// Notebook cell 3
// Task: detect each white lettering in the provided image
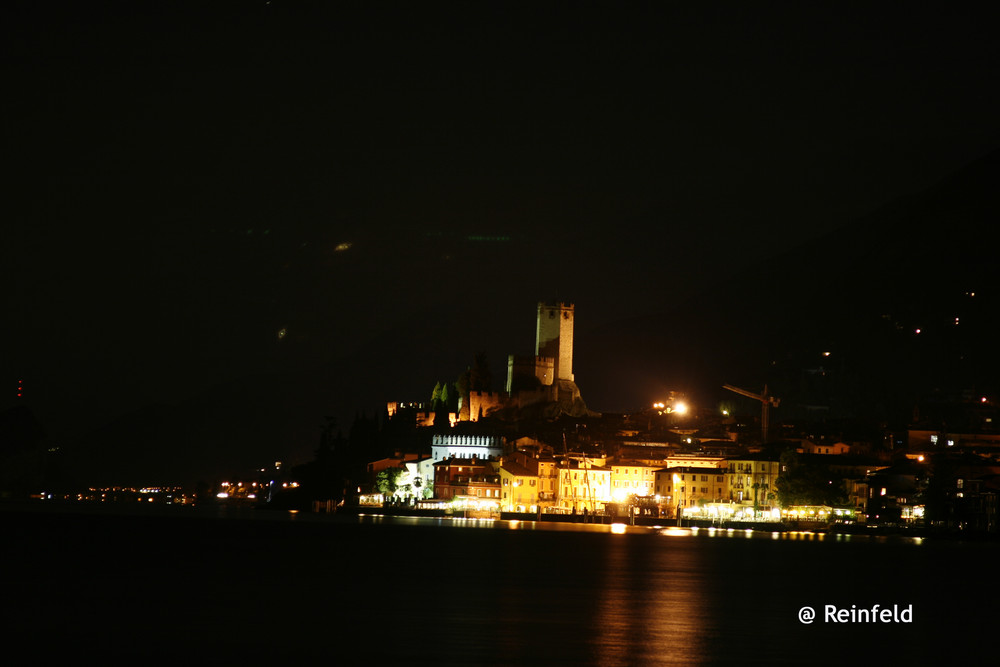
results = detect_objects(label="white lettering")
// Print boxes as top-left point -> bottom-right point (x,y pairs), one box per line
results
816,604 -> 914,623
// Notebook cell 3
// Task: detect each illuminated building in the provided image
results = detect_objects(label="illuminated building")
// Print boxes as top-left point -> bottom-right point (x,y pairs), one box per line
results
654,467 -> 728,515
368,453 -> 421,477
664,454 -> 727,470
609,461 -> 659,501
431,434 -> 502,462
725,455 -> 780,510
789,438 -> 852,455
557,457 -> 612,513
865,460 -> 927,525
499,449 -> 559,512
908,428 -> 1000,450
500,458 -> 536,512
398,456 -> 435,501
845,477 -> 870,516
433,456 -> 501,501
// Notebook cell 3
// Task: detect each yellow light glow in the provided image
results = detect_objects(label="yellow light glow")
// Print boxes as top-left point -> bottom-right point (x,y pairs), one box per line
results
673,401 -> 688,415
610,523 -> 627,534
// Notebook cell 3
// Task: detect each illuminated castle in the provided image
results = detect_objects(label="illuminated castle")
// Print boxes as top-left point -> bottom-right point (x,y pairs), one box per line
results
390,301 -> 593,425
507,302 -> 575,391
536,301 -> 575,383
506,302 -> 592,416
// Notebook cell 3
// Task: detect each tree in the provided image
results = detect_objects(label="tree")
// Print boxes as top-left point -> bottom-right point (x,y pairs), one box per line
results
776,449 -> 850,507
375,467 -> 404,498
440,382 -> 454,412
456,369 -> 471,421
470,351 -> 492,392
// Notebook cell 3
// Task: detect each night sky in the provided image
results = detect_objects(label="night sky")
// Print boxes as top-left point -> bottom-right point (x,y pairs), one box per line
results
6,2 -> 1000,468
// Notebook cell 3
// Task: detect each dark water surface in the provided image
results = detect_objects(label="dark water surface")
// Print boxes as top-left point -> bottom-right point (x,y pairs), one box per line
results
3,505 -> 996,663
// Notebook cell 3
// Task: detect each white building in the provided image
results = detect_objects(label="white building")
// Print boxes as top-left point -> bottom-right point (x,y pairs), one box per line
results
431,434 -> 503,462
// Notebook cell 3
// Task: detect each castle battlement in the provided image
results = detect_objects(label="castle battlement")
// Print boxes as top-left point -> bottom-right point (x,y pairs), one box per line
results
467,391 -> 503,422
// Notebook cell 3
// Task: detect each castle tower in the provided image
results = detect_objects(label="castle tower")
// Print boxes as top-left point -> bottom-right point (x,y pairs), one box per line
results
535,302 -> 574,382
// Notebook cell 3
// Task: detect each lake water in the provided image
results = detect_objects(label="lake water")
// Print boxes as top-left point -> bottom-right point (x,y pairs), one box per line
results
4,505 -> 996,663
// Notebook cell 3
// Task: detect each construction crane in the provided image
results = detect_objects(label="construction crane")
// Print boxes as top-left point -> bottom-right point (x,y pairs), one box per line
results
723,384 -> 781,444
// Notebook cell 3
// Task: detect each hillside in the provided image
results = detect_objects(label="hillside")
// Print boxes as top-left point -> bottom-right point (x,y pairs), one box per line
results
579,149 -> 1000,420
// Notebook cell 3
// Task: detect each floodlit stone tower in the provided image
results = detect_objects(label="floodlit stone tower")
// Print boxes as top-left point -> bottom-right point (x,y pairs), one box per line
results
535,302 -> 574,383
503,301 -> 595,418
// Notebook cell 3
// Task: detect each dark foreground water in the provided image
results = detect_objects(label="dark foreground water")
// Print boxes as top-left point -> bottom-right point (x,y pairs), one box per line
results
3,504 -> 997,664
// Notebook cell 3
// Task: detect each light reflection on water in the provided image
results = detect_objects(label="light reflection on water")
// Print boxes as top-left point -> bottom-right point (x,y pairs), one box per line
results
349,514 -> 933,665
6,507 -> 993,664
592,535 -> 711,666
355,513 -> 926,546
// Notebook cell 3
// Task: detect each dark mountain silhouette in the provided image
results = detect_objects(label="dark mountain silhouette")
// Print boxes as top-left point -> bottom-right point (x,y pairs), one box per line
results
63,149 -> 1000,484
61,301 -> 489,486
579,148 -> 1000,420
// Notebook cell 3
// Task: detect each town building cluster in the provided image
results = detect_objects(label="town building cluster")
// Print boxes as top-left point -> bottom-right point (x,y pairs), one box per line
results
361,302 -> 1000,532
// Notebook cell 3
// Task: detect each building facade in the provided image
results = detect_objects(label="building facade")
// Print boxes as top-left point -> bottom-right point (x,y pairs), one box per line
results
431,434 -> 503,462
654,467 -> 728,513
725,455 -> 781,509
610,462 -> 659,501
500,449 -> 559,512
558,459 -> 611,513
